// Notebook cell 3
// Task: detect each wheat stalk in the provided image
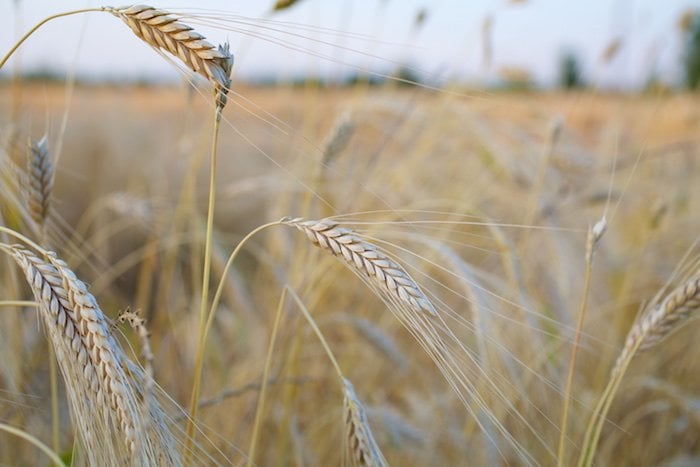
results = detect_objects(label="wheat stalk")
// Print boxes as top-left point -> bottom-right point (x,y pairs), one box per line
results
106,5 -> 233,108
26,136 -> 53,231
283,217 -> 436,316
343,378 -> 388,467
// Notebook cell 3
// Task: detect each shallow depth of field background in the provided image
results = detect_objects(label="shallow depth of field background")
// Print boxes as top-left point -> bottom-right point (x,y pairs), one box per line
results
1,1 -> 700,465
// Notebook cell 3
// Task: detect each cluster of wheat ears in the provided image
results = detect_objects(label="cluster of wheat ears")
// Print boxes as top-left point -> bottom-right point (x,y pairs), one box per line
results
0,4 -> 698,466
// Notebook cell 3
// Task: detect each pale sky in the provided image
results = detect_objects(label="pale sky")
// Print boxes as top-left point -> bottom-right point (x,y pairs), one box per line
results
1,0 -> 699,88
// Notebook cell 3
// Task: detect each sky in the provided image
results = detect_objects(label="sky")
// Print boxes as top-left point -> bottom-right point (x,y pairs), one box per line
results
1,0 -> 699,89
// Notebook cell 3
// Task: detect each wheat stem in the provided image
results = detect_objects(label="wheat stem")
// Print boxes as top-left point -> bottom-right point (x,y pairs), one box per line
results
0,8 -> 102,70
247,287 -> 288,467
187,106 -> 222,446
558,222 -> 602,465
0,300 -> 38,307
0,422 -> 66,467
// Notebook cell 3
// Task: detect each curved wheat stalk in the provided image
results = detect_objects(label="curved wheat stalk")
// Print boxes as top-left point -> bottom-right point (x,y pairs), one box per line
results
8,245 -> 179,464
106,5 -> 233,108
283,217 -> 436,316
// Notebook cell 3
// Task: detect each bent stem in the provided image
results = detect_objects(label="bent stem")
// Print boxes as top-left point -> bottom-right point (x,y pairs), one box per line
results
0,8 -> 103,71
0,422 -> 66,467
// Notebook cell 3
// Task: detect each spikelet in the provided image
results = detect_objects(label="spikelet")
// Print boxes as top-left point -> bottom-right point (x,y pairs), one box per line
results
26,136 -> 53,231
106,5 -> 233,108
283,217 -> 436,316
343,379 -> 387,467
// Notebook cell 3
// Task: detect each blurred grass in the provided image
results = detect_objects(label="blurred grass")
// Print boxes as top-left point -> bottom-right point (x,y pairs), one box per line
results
1,81 -> 699,465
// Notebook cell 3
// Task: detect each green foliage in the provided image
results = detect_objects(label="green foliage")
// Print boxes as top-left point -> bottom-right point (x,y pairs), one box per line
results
683,11 -> 700,90
559,52 -> 584,89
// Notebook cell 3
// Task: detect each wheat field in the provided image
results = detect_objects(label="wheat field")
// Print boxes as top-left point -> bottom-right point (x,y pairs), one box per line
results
1,4 -> 700,466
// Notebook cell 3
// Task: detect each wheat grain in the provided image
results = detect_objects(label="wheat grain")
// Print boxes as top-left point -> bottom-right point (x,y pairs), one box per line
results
343,378 -> 388,467
26,136 -> 53,230
283,217 -> 436,316
106,5 -> 233,108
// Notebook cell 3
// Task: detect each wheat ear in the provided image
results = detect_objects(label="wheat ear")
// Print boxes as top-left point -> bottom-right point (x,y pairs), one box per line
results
106,5 -> 233,108
343,378 -> 388,467
26,136 -> 53,231
7,246 -> 179,464
579,271 -> 700,467
283,217 -> 436,316
615,273 -> 700,370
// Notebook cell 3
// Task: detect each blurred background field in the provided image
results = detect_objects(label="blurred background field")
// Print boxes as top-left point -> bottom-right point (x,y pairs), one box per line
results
1,1 -> 700,466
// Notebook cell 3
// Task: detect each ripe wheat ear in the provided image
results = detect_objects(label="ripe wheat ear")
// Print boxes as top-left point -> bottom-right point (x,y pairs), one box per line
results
283,217 -> 437,316
106,5 -> 233,108
8,245 -> 180,465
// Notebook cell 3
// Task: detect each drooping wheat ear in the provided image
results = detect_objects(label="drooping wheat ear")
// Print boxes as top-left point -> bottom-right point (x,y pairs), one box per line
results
106,5 -> 233,108
26,136 -> 53,230
343,378 -> 388,467
283,217 -> 436,316
8,246 -> 179,464
614,273 -> 700,372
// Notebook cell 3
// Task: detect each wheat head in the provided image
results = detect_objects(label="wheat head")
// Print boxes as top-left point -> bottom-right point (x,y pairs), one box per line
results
615,272 -> 700,372
106,5 -> 233,108
9,246 -> 179,464
26,136 -> 53,230
283,217 -> 436,316
343,378 -> 388,467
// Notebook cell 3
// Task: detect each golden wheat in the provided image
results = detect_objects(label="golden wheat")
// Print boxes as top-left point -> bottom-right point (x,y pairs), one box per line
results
343,378 -> 388,467
7,245 -> 180,464
283,217 -> 436,316
615,272 -> 700,372
26,136 -> 53,231
106,5 -> 233,108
